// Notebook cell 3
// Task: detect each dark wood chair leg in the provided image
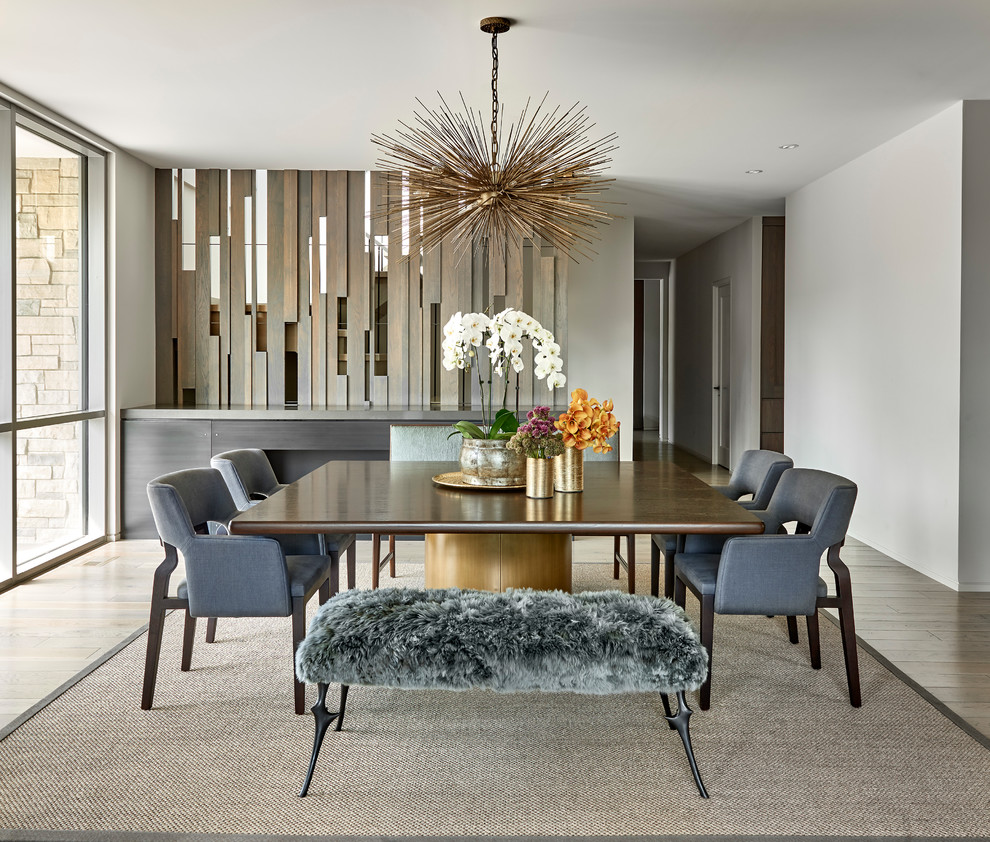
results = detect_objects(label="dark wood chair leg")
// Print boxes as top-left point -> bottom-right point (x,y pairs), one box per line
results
180,613 -> 197,671
292,596 -> 308,714
142,600 -> 168,711
626,535 -> 635,594
837,598 -> 862,707
673,573 -> 686,608
346,542 -> 356,590
650,539 -> 661,598
613,536 -> 621,580
205,617 -> 218,643
664,547 -> 677,599
371,534 -> 381,589
806,612 -> 821,669
786,615 -> 799,644
826,544 -> 862,707
327,553 -> 339,599
141,545 -> 181,711
665,535 -> 684,599
388,535 -> 396,577
699,593 -> 715,711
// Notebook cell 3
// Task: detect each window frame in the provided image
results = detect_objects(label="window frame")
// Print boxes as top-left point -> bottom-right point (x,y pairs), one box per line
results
0,100 -> 109,591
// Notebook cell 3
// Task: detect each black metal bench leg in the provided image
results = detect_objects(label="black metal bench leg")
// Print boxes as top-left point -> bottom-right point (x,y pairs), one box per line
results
299,683 -> 349,798
663,690 -> 708,799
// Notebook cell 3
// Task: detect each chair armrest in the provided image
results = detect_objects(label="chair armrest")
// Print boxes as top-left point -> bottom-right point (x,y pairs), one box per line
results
182,535 -> 294,618
714,535 -> 823,616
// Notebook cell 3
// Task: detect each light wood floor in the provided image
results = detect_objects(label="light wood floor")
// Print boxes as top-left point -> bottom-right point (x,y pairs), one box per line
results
2,437 -> 989,745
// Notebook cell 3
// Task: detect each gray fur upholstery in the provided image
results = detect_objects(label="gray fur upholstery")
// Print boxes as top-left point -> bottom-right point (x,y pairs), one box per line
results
296,587 -> 708,695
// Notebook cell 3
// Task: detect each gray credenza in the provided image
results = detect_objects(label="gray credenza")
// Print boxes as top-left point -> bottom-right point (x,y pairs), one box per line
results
121,406 -> 470,538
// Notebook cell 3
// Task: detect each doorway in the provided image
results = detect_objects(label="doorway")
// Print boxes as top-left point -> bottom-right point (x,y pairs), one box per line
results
712,279 -> 731,468
632,275 -> 664,431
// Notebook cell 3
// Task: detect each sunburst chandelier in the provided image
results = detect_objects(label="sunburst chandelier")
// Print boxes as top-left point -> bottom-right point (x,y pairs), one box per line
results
372,16 -> 618,261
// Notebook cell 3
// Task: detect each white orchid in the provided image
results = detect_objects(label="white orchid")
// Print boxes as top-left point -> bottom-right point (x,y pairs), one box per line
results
441,307 -> 567,436
443,312 -> 464,339
503,337 -> 524,358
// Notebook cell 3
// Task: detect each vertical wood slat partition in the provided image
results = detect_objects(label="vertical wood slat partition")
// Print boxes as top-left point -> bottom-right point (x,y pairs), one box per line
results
153,168 -> 568,410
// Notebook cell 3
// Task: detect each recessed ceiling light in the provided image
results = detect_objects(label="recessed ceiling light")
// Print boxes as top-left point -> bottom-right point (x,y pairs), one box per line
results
745,169 -> 763,174
779,144 -> 799,150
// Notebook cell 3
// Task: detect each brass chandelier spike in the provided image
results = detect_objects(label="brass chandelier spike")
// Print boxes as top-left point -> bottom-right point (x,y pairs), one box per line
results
371,16 -> 618,261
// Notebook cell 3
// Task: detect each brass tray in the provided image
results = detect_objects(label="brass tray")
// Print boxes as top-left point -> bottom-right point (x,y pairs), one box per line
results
431,471 -> 525,491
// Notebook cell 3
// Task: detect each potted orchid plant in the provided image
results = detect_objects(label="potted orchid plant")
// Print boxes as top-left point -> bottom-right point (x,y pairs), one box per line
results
441,308 -> 565,487
441,308 -> 566,440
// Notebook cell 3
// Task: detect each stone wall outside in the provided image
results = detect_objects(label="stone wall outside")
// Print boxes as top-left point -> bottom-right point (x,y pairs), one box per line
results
15,156 -> 83,558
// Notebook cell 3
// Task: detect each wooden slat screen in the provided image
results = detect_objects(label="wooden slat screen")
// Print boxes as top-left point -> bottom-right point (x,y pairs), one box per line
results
154,168 -> 568,409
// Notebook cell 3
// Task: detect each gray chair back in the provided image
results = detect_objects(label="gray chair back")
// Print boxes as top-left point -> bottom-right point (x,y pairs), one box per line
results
147,467 -> 240,550
722,449 -> 793,509
389,425 -> 463,461
764,468 -> 858,551
211,449 -> 285,510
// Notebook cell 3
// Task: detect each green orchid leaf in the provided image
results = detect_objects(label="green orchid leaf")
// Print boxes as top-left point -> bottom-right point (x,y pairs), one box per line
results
450,421 -> 487,440
491,408 -> 520,436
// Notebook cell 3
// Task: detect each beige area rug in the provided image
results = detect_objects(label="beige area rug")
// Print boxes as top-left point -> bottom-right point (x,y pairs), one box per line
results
1,556 -> 989,839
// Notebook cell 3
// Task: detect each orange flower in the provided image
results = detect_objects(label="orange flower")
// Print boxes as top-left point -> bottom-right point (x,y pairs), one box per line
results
555,389 -> 619,452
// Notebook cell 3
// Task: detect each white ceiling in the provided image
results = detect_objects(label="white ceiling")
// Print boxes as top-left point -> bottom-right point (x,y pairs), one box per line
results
3,0 -> 990,259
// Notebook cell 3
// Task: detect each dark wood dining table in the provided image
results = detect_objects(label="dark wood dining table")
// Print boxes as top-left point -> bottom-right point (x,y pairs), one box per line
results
228,459 -> 765,595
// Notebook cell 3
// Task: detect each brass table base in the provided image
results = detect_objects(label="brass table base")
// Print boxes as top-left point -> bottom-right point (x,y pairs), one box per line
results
424,532 -> 572,592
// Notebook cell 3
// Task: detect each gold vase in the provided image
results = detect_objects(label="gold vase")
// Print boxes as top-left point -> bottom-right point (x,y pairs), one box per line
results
554,446 -> 584,492
526,457 -> 554,499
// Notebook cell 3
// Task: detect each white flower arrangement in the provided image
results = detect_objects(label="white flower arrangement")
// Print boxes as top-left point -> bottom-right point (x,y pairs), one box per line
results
441,308 -> 566,439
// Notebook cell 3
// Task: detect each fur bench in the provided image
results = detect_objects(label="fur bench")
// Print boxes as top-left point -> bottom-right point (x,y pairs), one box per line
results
295,587 -> 710,798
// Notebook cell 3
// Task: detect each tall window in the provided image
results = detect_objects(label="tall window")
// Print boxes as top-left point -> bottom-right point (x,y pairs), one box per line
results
0,104 -> 106,588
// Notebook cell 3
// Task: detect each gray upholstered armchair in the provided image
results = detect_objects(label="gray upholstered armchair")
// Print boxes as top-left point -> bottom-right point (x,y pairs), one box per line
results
651,449 -> 793,598
143,467 -> 341,714
672,467 -> 860,711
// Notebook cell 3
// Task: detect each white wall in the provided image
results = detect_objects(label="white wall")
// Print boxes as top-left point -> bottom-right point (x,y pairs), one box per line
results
785,103 -> 964,588
110,151 -> 156,410
957,101 -> 990,590
108,150 -> 155,536
568,216 -> 635,460
670,217 -> 762,466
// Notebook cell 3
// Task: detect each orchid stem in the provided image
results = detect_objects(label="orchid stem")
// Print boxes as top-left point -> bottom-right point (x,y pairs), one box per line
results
477,361 -> 488,435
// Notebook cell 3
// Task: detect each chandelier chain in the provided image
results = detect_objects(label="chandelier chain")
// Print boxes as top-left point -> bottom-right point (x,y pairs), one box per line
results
491,31 -> 499,174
